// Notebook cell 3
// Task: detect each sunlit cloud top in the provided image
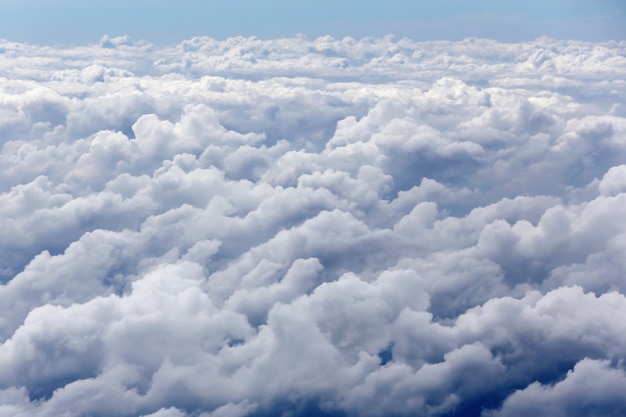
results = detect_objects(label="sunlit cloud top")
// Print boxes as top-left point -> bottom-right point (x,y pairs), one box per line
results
1,34 -> 626,416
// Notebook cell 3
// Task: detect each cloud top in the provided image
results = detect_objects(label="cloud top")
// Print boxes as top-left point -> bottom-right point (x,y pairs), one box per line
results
1,35 -> 626,417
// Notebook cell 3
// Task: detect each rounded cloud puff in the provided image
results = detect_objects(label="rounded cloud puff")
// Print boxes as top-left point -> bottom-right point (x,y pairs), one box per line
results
0,35 -> 626,417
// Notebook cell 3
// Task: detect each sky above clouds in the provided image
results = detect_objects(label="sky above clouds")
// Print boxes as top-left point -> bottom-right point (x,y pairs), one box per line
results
2,1 -> 626,417
0,0 -> 625,44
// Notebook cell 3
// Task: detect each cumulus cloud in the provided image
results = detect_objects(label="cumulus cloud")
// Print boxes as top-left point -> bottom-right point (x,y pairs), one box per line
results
0,34 -> 626,416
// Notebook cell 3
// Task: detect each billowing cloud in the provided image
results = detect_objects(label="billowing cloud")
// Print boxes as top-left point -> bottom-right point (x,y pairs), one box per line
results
1,34 -> 626,417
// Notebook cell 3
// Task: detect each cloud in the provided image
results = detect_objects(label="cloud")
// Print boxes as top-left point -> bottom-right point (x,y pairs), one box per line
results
0,35 -> 625,416
485,358 -> 626,417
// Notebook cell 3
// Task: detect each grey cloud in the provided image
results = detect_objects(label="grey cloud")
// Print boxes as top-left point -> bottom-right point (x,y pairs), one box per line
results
486,358 -> 626,417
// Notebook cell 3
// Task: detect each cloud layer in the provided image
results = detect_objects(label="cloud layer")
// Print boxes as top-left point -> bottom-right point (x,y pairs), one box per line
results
1,34 -> 626,417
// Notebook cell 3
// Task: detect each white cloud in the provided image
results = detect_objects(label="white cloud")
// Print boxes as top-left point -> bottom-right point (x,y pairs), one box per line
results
0,35 -> 625,416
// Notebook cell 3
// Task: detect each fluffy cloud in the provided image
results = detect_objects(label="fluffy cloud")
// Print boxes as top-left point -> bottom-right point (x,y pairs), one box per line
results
485,358 -> 626,417
1,34 -> 626,416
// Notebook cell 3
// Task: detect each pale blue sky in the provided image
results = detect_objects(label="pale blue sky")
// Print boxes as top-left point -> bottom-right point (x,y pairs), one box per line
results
1,0 -> 625,45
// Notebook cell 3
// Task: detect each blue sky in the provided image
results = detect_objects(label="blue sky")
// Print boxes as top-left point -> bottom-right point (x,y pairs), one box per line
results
1,0 -> 625,44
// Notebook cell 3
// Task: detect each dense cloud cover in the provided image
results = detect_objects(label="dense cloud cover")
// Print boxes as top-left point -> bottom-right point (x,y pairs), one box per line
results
1,34 -> 626,417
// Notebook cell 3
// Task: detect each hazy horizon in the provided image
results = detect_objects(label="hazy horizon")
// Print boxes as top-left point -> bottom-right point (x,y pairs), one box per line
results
1,0 -> 625,46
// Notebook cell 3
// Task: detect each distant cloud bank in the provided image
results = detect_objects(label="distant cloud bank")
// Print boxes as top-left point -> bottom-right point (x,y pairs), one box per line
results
1,35 -> 626,417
